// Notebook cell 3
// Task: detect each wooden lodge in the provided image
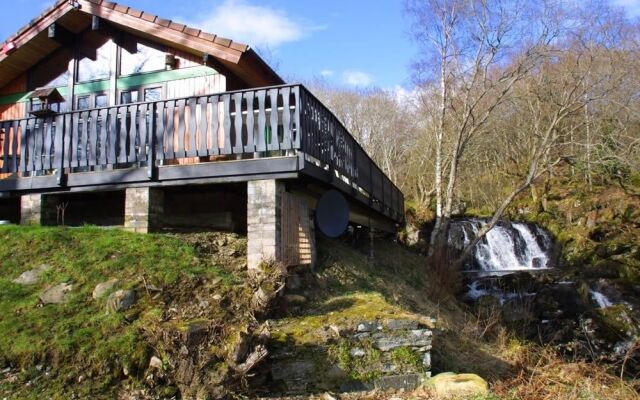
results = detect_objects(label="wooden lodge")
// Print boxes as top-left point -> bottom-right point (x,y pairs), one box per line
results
0,0 -> 404,269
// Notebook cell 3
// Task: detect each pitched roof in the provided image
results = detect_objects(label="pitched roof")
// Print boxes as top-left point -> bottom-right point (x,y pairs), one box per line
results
0,0 -> 283,89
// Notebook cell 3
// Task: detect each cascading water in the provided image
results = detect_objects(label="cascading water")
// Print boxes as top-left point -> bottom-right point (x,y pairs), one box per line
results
449,219 -> 554,272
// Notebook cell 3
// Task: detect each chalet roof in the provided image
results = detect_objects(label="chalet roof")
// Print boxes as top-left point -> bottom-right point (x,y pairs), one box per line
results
0,0 -> 284,89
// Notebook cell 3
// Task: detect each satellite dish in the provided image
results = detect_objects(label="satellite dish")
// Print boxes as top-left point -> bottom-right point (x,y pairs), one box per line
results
316,190 -> 349,238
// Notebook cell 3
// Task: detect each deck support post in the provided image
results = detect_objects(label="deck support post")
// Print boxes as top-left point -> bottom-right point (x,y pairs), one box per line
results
247,179 -> 284,274
20,194 -> 43,225
124,187 -> 164,233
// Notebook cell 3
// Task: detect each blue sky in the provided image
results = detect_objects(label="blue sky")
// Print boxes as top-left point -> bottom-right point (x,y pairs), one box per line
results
3,0 -> 640,90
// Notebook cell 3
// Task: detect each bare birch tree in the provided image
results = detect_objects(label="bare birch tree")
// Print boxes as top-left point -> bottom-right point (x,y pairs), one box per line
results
406,0 -> 559,262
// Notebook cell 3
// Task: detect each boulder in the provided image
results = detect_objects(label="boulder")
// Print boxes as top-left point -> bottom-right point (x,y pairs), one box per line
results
13,264 -> 51,285
426,372 -> 489,398
106,289 -> 136,313
92,278 -> 119,299
39,282 -> 73,304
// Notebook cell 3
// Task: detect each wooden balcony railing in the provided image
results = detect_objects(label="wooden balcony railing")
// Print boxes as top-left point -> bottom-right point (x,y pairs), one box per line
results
0,84 -> 404,221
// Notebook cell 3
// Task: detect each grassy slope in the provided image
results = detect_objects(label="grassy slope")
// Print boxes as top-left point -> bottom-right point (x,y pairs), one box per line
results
0,224 -> 637,399
0,226 -> 243,399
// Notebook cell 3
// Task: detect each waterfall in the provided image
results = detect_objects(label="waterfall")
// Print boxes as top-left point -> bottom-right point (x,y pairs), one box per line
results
590,289 -> 615,308
449,219 -> 553,272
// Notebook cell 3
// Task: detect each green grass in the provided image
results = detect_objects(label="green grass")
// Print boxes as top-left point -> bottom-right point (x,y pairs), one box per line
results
0,225 -> 236,399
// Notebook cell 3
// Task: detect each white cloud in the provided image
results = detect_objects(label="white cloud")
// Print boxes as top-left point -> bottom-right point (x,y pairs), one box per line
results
611,0 -> 640,16
343,70 -> 373,86
180,0 -> 310,48
393,85 -> 420,106
320,69 -> 334,77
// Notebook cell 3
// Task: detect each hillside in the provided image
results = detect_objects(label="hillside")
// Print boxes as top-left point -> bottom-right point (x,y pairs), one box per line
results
0,223 -> 638,399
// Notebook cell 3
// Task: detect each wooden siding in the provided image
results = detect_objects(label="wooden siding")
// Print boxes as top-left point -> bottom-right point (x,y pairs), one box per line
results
166,73 -> 225,98
0,75 -> 27,121
281,191 -> 315,267
0,75 -> 27,175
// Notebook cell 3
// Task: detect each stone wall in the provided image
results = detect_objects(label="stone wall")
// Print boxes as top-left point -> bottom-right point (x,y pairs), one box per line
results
269,319 -> 432,393
124,187 -> 164,233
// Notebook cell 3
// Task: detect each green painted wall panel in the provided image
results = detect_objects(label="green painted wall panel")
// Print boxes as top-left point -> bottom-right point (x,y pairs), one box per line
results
0,66 -> 218,106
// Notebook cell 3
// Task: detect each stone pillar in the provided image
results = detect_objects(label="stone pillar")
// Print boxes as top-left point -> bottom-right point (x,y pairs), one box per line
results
124,187 -> 164,233
247,179 -> 284,273
20,194 -> 42,225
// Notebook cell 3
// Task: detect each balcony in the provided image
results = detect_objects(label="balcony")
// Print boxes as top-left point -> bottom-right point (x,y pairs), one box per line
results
0,84 -> 404,223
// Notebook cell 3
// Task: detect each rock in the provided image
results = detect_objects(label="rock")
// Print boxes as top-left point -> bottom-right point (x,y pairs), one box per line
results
271,360 -> 315,381
39,282 -> 73,304
339,380 -> 374,392
426,372 -> 489,399
386,319 -> 419,331
357,321 -> 382,332
374,373 -> 423,391
325,364 -> 347,381
106,289 -> 136,313
374,329 -> 432,351
421,352 -> 431,368
149,356 -> 163,370
92,278 -> 119,299
350,348 -> 366,357
13,264 -> 51,285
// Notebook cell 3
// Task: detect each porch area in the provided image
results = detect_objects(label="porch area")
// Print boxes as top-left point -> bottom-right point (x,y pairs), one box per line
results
0,84 -> 403,222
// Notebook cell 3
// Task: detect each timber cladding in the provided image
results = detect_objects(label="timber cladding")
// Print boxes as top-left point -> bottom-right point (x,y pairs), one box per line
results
281,191 -> 315,268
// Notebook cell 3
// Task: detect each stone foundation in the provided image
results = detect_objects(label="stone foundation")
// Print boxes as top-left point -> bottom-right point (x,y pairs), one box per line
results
247,180 -> 284,272
20,194 -> 42,225
124,187 -> 164,233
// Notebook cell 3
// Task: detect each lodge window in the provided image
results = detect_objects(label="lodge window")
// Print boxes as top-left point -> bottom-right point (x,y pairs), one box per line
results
120,41 -> 166,76
76,93 -> 108,110
76,33 -> 115,83
120,86 -> 162,105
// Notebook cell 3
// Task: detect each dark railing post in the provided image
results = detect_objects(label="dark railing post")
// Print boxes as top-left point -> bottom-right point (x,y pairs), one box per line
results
147,102 -> 157,180
55,114 -> 66,186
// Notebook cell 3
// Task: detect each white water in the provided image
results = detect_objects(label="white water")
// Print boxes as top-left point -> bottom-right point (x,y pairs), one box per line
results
464,280 -> 536,304
452,219 -> 552,271
590,289 -> 615,308
466,281 -> 489,300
